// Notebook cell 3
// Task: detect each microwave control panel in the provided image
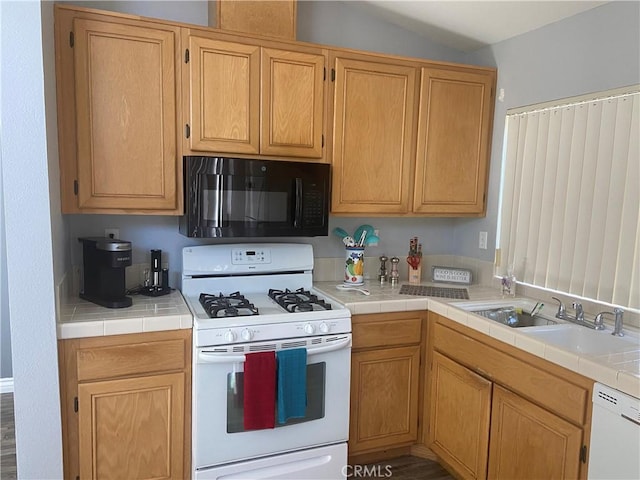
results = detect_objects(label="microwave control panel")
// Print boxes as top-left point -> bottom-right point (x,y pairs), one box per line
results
232,248 -> 271,265
302,183 -> 327,227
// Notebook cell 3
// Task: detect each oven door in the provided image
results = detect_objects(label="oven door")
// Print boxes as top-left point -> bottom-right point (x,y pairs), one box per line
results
193,334 -> 351,471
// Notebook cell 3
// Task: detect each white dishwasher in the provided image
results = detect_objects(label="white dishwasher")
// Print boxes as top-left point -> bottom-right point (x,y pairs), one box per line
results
588,383 -> 640,479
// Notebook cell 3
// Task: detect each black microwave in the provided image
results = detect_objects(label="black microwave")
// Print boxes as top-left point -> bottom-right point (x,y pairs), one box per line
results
180,156 -> 330,238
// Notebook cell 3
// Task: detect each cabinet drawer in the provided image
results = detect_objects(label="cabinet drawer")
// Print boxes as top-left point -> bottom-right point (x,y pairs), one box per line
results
76,338 -> 187,382
432,322 -> 589,426
352,314 -> 422,349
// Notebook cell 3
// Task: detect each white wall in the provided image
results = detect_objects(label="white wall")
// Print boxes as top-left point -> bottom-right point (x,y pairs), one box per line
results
0,128 -> 10,380
0,1 -> 63,477
454,1 -> 640,261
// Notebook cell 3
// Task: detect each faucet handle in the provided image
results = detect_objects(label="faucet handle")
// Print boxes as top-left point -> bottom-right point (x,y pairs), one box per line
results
572,302 -> 584,321
551,297 -> 566,319
594,312 -> 610,331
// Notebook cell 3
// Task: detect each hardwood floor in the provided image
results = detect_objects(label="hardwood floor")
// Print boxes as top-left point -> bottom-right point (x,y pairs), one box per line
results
1,393 -> 16,480
351,455 -> 454,480
0,392 -> 451,480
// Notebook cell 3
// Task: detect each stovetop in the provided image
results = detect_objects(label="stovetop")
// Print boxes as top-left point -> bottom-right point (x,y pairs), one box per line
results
181,244 -> 351,347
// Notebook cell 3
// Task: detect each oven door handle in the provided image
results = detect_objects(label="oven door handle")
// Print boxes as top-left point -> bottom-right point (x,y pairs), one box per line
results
198,336 -> 352,363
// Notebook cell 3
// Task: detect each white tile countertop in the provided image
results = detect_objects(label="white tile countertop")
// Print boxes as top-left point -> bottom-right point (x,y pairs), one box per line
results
57,290 -> 192,339
314,281 -> 640,399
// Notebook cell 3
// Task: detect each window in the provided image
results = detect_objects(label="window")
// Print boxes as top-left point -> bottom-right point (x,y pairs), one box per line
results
497,86 -> 639,312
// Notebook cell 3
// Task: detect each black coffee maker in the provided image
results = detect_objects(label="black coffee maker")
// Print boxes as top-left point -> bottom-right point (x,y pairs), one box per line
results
79,237 -> 132,308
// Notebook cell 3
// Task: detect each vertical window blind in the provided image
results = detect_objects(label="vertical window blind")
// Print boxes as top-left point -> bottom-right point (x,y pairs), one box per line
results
497,86 -> 639,311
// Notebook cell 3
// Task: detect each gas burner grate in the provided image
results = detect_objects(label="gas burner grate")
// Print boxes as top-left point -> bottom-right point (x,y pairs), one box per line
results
399,284 -> 469,299
199,292 -> 259,318
268,288 -> 332,313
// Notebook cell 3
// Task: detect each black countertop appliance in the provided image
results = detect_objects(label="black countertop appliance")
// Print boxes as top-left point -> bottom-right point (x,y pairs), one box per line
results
79,236 -> 132,308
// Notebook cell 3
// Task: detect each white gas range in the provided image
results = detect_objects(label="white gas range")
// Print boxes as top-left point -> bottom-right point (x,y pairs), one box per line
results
181,243 -> 352,480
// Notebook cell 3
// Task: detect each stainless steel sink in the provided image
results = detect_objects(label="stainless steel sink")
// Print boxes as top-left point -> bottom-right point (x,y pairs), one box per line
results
472,307 -> 557,328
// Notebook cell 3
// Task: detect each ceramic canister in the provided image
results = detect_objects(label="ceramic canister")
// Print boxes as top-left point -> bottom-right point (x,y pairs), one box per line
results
344,247 -> 365,285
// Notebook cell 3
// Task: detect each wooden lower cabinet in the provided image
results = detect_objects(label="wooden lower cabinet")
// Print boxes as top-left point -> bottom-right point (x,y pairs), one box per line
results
429,351 -> 491,479
488,385 -> 582,480
425,313 -> 593,480
349,312 -> 426,458
58,329 -> 192,480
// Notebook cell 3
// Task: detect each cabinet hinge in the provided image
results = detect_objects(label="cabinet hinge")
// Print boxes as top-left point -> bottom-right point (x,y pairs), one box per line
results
185,124 -> 191,139
331,68 -> 335,82
73,397 -> 78,413
323,67 -> 326,81
321,134 -> 324,148
73,180 -> 78,196
185,48 -> 190,63
580,445 -> 587,463
69,31 -> 74,48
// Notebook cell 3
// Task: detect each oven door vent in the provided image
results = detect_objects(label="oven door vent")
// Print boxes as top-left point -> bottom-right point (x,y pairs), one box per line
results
249,343 -> 278,352
282,340 -> 307,348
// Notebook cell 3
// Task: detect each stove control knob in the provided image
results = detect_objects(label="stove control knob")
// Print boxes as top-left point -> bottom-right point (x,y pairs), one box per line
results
241,328 -> 253,341
304,323 -> 315,334
224,330 -> 236,342
319,322 -> 330,333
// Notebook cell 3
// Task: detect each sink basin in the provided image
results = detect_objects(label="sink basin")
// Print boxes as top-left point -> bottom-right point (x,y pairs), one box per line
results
472,307 -> 557,328
522,324 -> 640,356
453,299 -> 556,328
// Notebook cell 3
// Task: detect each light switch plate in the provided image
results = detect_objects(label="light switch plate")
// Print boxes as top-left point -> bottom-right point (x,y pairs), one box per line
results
432,266 -> 473,285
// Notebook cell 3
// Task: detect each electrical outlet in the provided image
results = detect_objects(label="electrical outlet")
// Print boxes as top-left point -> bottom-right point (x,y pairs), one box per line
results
104,228 -> 119,239
479,231 -> 488,250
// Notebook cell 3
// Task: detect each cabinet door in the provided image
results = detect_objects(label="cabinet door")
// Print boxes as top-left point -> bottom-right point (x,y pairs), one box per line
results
488,385 -> 582,480
261,48 -> 325,158
413,67 -> 495,215
78,373 -> 185,480
73,19 -> 179,211
331,55 -> 417,214
187,36 -> 260,154
349,345 -> 420,454
428,352 -> 491,480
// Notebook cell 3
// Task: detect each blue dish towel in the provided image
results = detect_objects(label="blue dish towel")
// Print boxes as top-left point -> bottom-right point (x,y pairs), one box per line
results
276,348 -> 307,424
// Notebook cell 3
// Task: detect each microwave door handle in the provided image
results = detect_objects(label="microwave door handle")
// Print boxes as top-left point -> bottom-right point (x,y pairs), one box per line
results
198,336 -> 352,363
293,178 -> 303,228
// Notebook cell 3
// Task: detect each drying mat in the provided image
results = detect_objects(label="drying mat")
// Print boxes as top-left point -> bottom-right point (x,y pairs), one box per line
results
399,284 -> 469,299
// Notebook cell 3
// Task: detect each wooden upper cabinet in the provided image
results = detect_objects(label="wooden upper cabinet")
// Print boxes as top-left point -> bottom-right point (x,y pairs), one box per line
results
185,32 -> 326,159
216,0 -> 297,40
413,67 -> 495,215
187,36 -> 261,154
261,48 -> 325,157
66,16 -> 181,213
331,54 -> 418,214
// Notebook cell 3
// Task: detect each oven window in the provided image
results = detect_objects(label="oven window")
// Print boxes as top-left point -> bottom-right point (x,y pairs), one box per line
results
201,175 -> 291,225
226,362 -> 326,433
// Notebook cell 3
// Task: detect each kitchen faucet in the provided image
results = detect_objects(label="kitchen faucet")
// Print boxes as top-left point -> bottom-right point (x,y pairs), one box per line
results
551,297 -> 596,329
552,297 -> 567,319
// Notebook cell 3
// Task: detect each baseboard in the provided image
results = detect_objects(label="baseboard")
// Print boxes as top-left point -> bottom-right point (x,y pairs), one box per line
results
0,377 -> 14,393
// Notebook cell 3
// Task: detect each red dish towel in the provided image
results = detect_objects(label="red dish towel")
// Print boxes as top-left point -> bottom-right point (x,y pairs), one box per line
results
243,351 -> 276,430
